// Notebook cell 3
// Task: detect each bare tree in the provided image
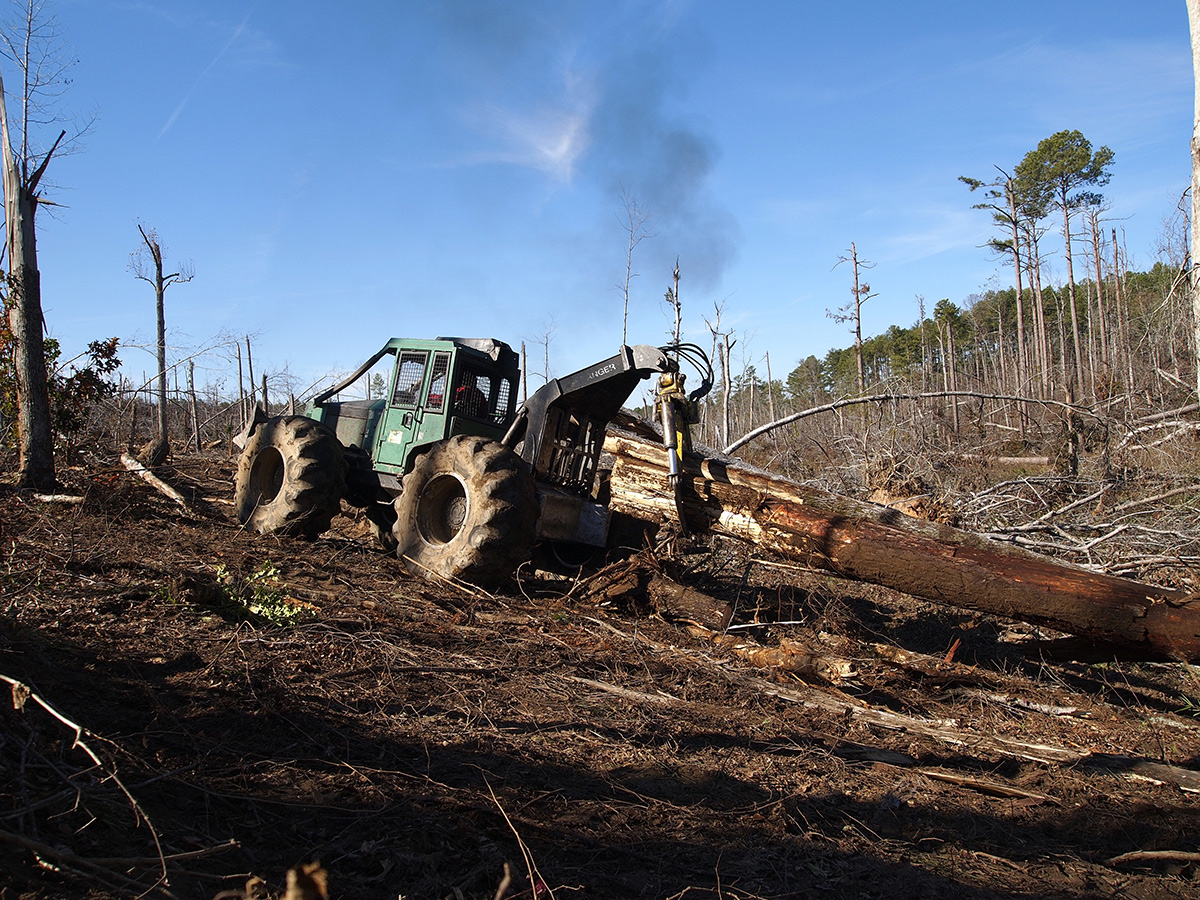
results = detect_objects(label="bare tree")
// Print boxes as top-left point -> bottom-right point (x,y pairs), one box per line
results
961,168 -> 1031,392
617,188 -> 653,345
704,300 -> 735,449
130,224 -> 193,465
663,257 -> 681,347
532,316 -> 555,386
0,0 -> 81,489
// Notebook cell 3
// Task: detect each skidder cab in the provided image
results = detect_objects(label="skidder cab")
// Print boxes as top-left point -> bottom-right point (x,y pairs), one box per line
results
234,337 -> 712,586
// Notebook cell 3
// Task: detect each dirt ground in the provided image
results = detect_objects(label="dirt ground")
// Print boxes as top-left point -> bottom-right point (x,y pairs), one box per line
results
2,449 -> 1199,900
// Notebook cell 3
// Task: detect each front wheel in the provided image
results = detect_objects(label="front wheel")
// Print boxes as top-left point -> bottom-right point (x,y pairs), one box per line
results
393,435 -> 537,586
234,416 -> 346,538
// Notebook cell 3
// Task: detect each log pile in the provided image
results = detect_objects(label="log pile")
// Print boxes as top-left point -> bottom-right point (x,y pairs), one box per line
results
603,430 -> 1200,662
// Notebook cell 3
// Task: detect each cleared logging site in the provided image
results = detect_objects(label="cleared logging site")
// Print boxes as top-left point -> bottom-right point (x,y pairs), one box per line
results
3,373 -> 1200,900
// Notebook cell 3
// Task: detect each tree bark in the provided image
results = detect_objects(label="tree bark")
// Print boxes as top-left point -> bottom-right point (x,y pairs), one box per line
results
1062,200 -> 1086,396
133,225 -> 192,466
851,242 -> 865,392
5,228 -> 52,488
0,71 -> 57,490
1189,0 -> 1200,404
140,228 -> 169,466
188,360 -> 200,451
604,430 -> 1200,662
1005,178 -> 1028,392
1088,210 -> 1109,373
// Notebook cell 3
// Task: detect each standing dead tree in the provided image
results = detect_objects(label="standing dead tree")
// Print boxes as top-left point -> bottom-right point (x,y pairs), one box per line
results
130,224 -> 193,466
617,188 -> 653,345
704,301 -> 735,449
664,257 -> 681,347
828,243 -> 876,394
0,1 -> 78,489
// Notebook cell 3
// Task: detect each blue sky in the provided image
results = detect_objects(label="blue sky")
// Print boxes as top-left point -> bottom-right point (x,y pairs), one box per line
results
17,0 -> 1195,396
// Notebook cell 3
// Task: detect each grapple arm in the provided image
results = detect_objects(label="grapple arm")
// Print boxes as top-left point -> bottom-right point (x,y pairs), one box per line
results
502,344 -> 677,495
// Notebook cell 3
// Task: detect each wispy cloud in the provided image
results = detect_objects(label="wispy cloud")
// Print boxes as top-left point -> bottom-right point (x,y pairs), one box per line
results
879,206 -> 983,264
157,9 -> 255,140
464,102 -> 591,181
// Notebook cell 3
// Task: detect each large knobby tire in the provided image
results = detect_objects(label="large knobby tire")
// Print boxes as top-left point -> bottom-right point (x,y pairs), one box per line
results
394,435 -> 537,587
234,416 -> 346,538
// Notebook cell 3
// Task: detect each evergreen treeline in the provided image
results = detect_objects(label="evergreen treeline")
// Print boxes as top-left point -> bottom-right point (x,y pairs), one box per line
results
688,130 -> 1196,471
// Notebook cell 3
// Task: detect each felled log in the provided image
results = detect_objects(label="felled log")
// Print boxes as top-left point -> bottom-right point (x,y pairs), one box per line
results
578,555 -> 733,631
603,432 -> 1200,662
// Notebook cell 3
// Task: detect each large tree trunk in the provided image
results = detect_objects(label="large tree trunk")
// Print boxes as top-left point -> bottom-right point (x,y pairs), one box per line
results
6,236 -> 53,489
604,430 -> 1200,662
153,268 -> 168,452
0,71 -> 54,490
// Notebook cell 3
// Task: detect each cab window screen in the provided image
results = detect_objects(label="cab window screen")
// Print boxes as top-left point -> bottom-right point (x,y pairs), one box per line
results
425,351 -> 451,412
494,378 -> 514,421
452,367 -> 517,427
391,351 -> 429,407
453,367 -> 491,421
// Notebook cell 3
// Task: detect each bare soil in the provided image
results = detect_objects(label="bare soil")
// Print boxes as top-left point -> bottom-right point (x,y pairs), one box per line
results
2,449 -> 1199,900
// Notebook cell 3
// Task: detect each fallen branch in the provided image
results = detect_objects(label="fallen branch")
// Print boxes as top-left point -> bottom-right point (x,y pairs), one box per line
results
1105,849 -> 1200,867
1111,483 -> 1200,514
916,769 -> 1060,804
685,623 -> 855,682
0,829 -> 161,897
581,616 -> 1200,792
564,675 -> 682,705
578,555 -> 733,631
722,390 -> 1106,456
119,452 -> 200,517
1,673 -> 173,895
868,641 -> 996,687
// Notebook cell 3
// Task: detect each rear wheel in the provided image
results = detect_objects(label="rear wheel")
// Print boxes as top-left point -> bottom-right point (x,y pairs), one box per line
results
234,416 -> 346,538
394,435 -> 537,586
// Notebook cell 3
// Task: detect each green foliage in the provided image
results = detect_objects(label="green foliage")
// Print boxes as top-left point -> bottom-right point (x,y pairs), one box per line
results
215,561 -> 315,625
731,364 -> 762,398
822,346 -> 857,395
932,298 -> 962,328
0,298 -> 120,446
785,355 -> 826,406
1124,261 -> 1182,299
52,337 -> 121,437
1178,694 -> 1200,719
1013,129 -> 1114,215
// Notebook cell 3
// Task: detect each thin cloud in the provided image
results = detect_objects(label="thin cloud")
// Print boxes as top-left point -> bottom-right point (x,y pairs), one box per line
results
157,9 -> 255,139
468,103 -> 591,180
879,207 -> 983,264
